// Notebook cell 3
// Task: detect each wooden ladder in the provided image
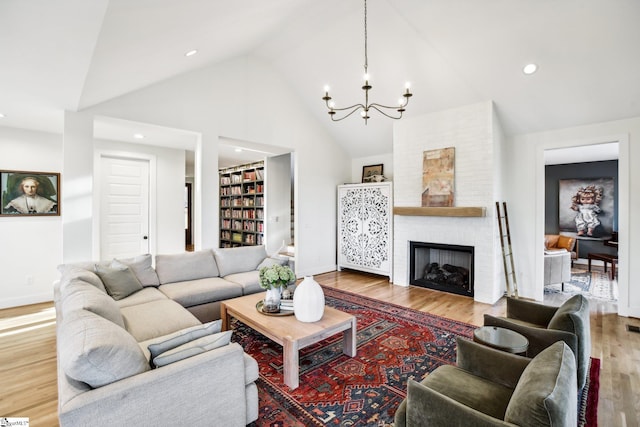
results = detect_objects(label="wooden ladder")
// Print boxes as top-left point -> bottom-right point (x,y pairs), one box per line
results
496,201 -> 518,298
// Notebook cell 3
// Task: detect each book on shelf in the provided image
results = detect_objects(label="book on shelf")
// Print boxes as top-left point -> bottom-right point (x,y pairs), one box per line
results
255,168 -> 264,180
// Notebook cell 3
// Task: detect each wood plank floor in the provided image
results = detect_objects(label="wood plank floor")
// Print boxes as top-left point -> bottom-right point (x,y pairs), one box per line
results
1,269 -> 638,426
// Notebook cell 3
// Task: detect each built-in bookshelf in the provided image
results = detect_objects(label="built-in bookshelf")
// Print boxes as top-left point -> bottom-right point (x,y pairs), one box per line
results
219,161 -> 264,248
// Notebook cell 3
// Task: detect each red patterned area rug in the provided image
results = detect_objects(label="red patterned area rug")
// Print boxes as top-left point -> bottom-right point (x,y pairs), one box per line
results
233,287 -> 599,426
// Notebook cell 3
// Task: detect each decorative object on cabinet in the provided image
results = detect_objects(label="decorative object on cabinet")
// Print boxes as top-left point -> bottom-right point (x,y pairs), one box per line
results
422,147 -> 455,207
293,276 -> 325,322
337,182 -> 392,279
361,164 -> 383,183
219,162 -> 264,247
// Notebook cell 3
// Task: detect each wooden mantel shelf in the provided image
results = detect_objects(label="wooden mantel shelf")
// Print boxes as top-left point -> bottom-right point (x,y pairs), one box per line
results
393,206 -> 486,217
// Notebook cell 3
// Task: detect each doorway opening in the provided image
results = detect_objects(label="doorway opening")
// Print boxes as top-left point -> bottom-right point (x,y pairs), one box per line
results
543,142 -> 619,305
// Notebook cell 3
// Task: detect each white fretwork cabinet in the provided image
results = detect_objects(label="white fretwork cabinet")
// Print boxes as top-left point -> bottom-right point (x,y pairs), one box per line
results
337,182 -> 393,280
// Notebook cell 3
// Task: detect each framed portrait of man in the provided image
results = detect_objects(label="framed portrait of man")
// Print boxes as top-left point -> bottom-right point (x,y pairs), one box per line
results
1,170 -> 60,216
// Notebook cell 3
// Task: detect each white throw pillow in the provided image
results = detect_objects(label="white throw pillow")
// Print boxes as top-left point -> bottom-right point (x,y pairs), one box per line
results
147,320 -> 222,359
152,331 -> 233,367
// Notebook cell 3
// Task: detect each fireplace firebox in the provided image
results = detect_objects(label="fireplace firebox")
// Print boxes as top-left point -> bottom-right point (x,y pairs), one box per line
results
409,241 -> 474,297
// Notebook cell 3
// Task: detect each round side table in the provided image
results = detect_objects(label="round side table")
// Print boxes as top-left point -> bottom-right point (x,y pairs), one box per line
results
473,326 -> 528,355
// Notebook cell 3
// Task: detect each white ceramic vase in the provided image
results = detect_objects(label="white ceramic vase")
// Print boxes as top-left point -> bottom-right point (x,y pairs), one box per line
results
293,276 -> 325,322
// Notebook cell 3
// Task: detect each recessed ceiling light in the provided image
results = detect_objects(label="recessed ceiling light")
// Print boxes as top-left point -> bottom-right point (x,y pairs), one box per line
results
134,133 -> 145,139
234,148 -> 243,153
0,113 -> 5,118
523,63 -> 538,75
185,49 -> 198,57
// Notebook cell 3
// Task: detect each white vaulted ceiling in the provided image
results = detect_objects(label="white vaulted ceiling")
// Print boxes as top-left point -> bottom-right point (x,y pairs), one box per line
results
1,0 -> 639,157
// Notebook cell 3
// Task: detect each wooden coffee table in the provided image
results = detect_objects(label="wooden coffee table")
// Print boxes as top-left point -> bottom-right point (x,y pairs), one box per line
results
220,292 -> 357,390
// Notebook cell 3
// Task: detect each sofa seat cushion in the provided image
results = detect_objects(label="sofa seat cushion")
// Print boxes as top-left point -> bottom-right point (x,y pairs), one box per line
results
116,287 -> 168,309
224,271 -> 261,295
155,250 -> 219,284
62,280 -> 125,328
120,299 -> 201,342
112,254 -> 160,287
213,245 -> 267,277
59,310 -> 150,388
421,364 -> 514,420
158,277 -> 243,308
505,341 -> 577,426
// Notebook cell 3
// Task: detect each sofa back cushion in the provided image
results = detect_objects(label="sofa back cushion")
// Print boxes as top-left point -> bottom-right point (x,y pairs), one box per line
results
58,265 -> 108,294
112,254 -> 160,287
155,250 -> 219,284
504,341 -> 577,426
213,245 -> 267,277
59,310 -> 150,388
548,294 -> 591,388
62,280 -> 125,328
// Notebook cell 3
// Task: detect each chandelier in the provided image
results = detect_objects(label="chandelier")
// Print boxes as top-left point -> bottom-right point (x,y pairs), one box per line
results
322,0 -> 412,124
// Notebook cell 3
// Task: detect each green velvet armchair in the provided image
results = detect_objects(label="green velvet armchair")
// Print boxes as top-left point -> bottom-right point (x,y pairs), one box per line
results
483,294 -> 591,390
394,338 -> 577,427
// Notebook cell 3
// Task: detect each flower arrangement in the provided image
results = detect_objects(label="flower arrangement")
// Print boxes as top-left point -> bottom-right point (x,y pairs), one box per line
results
259,264 -> 296,290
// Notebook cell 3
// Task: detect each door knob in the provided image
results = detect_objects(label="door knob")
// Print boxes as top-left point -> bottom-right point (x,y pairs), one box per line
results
143,236 -> 148,240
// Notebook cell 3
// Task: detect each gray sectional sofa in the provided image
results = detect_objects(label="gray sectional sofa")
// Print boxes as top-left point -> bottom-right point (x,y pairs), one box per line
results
54,245 -> 286,426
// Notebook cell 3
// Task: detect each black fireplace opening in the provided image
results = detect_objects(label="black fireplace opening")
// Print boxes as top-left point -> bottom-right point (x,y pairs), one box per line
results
409,241 -> 474,297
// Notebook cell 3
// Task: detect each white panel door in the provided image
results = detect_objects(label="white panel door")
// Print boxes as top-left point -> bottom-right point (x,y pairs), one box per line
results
100,156 -> 150,260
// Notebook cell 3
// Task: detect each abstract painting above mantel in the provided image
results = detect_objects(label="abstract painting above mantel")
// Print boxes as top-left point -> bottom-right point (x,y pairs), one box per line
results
558,177 -> 615,238
422,147 -> 454,207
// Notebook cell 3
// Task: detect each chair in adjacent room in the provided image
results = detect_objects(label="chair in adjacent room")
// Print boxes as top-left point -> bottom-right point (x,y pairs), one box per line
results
483,294 -> 591,390
544,234 -> 577,265
394,338 -> 577,427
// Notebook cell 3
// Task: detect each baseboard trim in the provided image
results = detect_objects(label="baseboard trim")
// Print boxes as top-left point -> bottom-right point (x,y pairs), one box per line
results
0,293 -> 53,310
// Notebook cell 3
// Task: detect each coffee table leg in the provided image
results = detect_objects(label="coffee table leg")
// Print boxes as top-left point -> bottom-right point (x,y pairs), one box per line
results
343,317 -> 357,357
283,336 -> 299,389
220,304 -> 229,331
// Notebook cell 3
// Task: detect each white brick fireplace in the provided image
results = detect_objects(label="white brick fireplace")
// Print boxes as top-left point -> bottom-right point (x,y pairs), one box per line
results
392,101 -> 505,304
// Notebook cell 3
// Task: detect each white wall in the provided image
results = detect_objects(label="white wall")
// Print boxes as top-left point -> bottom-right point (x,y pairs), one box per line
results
351,153 -> 394,184
0,127 -> 62,308
71,55 -> 350,277
94,139 -> 186,257
505,116 -> 637,317
392,101 -> 504,304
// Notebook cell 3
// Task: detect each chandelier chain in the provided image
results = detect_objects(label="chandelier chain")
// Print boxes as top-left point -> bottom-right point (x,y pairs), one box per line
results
321,0 -> 412,123
364,0 -> 368,73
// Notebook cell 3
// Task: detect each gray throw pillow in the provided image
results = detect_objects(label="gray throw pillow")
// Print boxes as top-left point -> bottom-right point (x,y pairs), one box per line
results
152,331 -> 233,367
94,264 -> 143,300
112,254 -> 160,287
148,320 -> 222,359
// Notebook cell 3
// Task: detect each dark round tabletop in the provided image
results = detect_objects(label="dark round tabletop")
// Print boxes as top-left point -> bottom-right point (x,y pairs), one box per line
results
473,326 -> 529,354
